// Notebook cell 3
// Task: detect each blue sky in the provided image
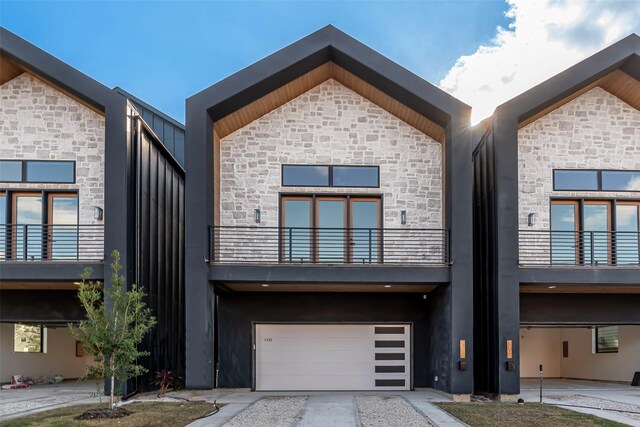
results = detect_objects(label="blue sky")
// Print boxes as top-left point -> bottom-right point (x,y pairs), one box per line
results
2,1 -> 638,123
1,1 -> 510,122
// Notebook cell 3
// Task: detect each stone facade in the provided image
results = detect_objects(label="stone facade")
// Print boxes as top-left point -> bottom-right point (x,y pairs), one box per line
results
219,79 -> 443,231
518,87 -> 640,230
0,73 -> 105,227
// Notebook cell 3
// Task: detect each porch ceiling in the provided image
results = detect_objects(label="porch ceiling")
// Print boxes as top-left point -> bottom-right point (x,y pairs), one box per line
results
520,284 -> 640,294
219,283 -> 437,293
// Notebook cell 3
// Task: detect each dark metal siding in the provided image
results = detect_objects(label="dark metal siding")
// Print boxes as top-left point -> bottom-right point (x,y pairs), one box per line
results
130,101 -> 185,167
133,118 -> 185,391
472,126 -> 499,394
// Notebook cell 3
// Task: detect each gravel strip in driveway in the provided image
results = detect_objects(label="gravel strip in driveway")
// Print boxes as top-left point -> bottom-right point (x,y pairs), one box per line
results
224,396 -> 308,427
0,394 -> 90,417
356,395 -> 431,427
548,394 -> 640,422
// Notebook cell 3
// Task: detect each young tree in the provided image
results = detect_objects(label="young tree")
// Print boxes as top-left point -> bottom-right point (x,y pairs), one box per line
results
70,250 -> 156,409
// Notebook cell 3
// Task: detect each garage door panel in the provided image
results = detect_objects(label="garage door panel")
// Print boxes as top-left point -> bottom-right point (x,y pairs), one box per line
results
259,349 -> 372,364
255,324 -> 410,391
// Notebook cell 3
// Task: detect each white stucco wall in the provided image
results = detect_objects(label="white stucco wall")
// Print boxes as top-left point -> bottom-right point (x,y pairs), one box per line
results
219,79 -> 443,229
518,87 -> 640,231
520,326 -> 640,382
0,73 -> 105,226
0,323 -> 91,383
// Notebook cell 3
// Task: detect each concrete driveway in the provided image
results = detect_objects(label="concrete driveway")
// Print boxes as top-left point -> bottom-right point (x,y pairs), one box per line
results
179,390 -> 465,427
0,380 -> 102,421
520,378 -> 640,426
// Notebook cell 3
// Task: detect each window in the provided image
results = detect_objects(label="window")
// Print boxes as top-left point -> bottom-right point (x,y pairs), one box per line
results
1,191 -> 78,260
281,195 -> 382,263
554,170 -> 598,191
595,326 -> 618,353
0,160 -> 75,183
550,199 -> 640,265
282,165 -> 329,187
332,166 -> 379,187
0,161 -> 22,182
282,165 -> 379,188
14,324 -> 45,353
554,170 -> 640,192
602,171 -> 640,191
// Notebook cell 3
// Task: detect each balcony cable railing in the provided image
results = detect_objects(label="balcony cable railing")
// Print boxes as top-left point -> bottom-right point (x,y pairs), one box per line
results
209,226 -> 449,266
0,224 -> 104,261
519,230 -> 640,266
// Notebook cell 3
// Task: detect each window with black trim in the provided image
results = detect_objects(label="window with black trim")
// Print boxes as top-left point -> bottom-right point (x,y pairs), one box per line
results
554,170 -> 640,192
282,165 -> 379,188
594,326 -> 618,354
0,160 -> 75,183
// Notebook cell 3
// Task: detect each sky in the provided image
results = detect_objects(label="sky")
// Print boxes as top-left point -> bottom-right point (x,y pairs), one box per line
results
1,0 -> 639,124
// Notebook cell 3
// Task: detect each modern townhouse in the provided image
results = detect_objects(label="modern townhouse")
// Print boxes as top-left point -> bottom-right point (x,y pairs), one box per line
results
185,25 -> 474,398
473,34 -> 640,400
0,28 -> 185,392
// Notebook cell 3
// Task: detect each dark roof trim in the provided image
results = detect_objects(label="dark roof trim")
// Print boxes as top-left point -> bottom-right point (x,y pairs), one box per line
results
115,87 -> 185,129
496,33 -> 640,123
0,27 -> 114,112
188,25 -> 469,127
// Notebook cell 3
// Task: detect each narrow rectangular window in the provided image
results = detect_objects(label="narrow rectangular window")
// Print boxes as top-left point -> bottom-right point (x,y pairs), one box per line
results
595,326 -> 618,353
26,161 -> 75,183
553,170 -> 598,191
601,171 -> 640,191
332,166 -> 379,188
0,161 -> 22,182
282,165 -> 329,187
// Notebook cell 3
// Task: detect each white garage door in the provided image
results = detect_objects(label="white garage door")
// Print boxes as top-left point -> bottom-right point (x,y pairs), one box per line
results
255,323 -> 410,391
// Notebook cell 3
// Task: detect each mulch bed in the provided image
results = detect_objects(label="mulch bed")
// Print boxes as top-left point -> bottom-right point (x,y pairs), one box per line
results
74,407 -> 132,420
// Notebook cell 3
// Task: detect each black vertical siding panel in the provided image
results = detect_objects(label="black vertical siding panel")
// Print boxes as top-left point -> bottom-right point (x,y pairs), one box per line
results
174,130 -> 185,166
163,123 -> 175,155
152,116 -> 164,142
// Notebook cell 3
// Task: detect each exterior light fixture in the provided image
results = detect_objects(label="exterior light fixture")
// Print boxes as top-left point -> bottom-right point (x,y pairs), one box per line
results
548,285 -> 557,289
254,208 -> 261,223
384,285 -> 392,288
94,206 -> 103,221
400,210 -> 407,225
527,213 -> 536,227
261,284 -> 269,288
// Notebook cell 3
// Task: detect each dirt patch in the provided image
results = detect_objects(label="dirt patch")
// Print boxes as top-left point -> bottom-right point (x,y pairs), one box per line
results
74,407 -> 132,420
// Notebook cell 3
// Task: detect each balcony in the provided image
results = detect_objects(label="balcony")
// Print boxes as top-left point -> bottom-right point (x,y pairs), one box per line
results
519,230 -> 640,267
0,224 -> 104,262
209,226 -> 449,266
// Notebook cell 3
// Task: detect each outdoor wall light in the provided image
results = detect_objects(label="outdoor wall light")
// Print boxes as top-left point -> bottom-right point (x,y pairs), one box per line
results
384,284 -> 392,288
527,212 -> 536,227
94,207 -> 103,221
400,210 -> 407,225
254,208 -> 261,223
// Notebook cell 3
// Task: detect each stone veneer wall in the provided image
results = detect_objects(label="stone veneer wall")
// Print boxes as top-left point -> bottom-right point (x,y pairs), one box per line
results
518,87 -> 640,231
219,79 -> 443,231
0,73 -> 105,228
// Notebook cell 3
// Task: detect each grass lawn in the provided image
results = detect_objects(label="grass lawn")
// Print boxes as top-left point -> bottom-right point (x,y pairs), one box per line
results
0,401 -> 219,427
436,402 -> 626,427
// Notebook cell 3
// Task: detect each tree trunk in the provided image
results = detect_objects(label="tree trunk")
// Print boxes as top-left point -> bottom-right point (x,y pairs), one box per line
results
110,374 -> 115,409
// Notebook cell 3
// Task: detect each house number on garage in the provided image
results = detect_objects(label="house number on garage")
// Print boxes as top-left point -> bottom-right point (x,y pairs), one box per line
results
264,338 -> 273,342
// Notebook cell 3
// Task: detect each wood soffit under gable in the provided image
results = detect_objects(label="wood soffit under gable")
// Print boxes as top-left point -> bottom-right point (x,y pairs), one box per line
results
213,62 -> 446,143
0,54 -> 105,116
519,69 -> 640,129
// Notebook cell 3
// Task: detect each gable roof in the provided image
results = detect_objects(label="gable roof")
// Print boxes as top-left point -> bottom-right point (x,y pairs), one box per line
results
0,26 -> 114,113
496,33 -> 640,127
188,25 -> 469,139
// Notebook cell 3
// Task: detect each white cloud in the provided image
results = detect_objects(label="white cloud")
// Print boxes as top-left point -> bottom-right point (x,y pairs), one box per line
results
439,0 -> 640,124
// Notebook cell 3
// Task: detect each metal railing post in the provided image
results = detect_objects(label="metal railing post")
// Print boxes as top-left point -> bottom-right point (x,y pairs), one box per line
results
288,228 -> 293,263
23,224 -> 28,260
590,231 -> 595,266
368,229 -> 372,264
